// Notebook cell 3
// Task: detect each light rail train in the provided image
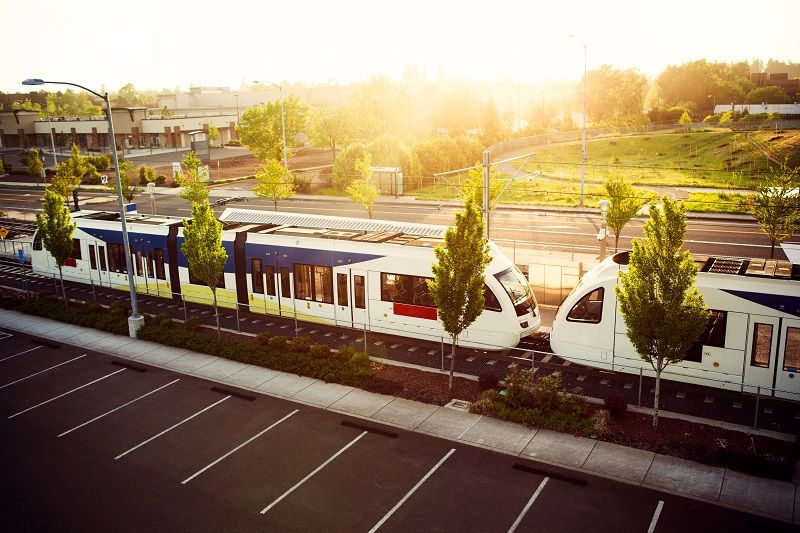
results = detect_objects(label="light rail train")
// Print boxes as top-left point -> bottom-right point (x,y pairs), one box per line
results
549,251 -> 800,399
30,208 -> 540,349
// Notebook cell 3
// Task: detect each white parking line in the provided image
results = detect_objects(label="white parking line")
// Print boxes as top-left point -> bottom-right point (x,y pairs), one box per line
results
0,354 -> 87,389
0,345 -> 42,362
260,431 -> 368,515
647,501 -> 664,533
181,409 -> 299,484
8,368 -> 126,419
507,477 -> 549,533
58,379 -> 181,438
114,395 -> 231,460
368,448 -> 456,533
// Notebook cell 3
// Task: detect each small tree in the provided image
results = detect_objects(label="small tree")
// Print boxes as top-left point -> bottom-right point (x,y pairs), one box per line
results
35,188 -> 76,304
746,165 -> 800,259
207,124 -> 220,148
23,148 -> 44,178
678,110 -> 692,131
176,151 -> 209,204
461,165 -> 503,210
309,104 -> 354,164
108,160 -> 142,203
346,156 -> 379,218
428,200 -> 492,389
52,144 -> 98,196
604,176 -> 643,252
181,200 -> 228,334
615,197 -> 710,430
254,159 -> 295,211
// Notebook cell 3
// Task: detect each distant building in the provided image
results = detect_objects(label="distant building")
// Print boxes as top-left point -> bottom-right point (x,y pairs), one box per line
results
713,103 -> 800,115
750,72 -> 799,100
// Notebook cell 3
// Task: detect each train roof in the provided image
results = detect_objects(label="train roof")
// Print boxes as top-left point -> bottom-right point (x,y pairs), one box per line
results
612,251 -> 800,281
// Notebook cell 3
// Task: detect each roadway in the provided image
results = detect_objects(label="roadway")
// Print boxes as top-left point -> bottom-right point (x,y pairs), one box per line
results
0,184 -> 793,260
1,329 -> 793,532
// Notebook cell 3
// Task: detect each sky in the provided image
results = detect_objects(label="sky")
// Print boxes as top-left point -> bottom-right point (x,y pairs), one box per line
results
2,0 -> 799,94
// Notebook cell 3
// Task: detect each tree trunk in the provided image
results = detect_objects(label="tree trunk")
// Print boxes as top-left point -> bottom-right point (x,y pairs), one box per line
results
212,287 -> 220,337
614,233 -> 620,253
653,366 -> 661,430
273,199 -> 278,212
448,334 -> 457,390
58,265 -> 68,305
330,140 -> 336,165
770,238 -> 776,259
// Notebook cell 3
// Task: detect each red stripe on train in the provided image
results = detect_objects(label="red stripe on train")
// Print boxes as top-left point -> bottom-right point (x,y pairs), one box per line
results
393,302 -> 437,320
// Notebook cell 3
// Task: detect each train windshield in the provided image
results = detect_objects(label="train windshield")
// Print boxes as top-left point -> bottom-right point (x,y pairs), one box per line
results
494,266 -> 537,316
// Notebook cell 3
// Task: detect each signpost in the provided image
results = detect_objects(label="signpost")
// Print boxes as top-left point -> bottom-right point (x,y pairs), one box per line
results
0,227 -> 8,240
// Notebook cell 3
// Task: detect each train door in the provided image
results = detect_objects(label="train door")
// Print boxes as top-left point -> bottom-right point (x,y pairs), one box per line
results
350,269 -> 368,330
334,269 -> 352,328
775,319 -> 800,400
743,315 -> 780,393
263,262 -> 279,316
131,250 -> 149,294
277,263 -> 295,318
88,242 -> 110,287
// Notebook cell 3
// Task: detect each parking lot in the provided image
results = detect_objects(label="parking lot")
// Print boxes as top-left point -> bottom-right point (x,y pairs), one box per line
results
0,328 -> 794,532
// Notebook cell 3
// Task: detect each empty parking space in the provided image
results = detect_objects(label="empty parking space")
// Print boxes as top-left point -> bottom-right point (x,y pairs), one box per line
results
0,328 -> 794,532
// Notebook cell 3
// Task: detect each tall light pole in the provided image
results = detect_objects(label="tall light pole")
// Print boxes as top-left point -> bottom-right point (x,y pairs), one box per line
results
569,34 -> 588,207
44,104 -> 58,170
22,78 -> 143,337
254,80 -> 287,167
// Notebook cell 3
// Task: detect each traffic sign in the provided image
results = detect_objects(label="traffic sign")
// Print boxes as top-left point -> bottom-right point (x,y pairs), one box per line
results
0,227 -> 7,240
17,249 -> 24,264
101,175 -> 108,185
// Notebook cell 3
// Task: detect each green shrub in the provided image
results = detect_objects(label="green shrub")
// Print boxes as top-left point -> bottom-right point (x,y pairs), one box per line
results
255,331 -> 272,346
185,316 -> 202,330
310,344 -> 331,359
86,154 -> 111,171
288,336 -> 310,353
268,335 -> 287,349
294,175 -> 312,193
155,174 -> 167,185
503,364 -> 534,409
470,389 -> 499,416
591,409 -> 612,437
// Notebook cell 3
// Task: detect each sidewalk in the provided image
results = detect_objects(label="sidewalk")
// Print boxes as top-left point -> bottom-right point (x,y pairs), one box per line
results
0,309 -> 796,524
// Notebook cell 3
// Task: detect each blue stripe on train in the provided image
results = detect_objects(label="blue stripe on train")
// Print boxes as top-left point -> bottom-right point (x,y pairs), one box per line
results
721,289 -> 800,317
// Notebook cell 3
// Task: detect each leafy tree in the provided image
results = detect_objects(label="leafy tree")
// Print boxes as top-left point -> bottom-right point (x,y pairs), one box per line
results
137,164 -> 157,185
332,142 -> 369,191
655,60 -> 748,116
237,96 -> 307,162
11,98 -> 44,118
51,144 -> 98,198
349,76 -> 409,141
461,166 -> 503,210
744,86 -> 790,104
745,166 -> 800,259
346,156 -> 379,219
35,188 -> 76,303
254,159 -> 295,211
603,177 -> 643,252
678,110 -> 692,130
366,134 -> 422,188
428,200 -> 492,389
584,65 -> 648,124
207,124 -> 220,147
176,151 -> 209,204
23,148 -> 44,177
309,104 -> 354,164
108,160 -> 142,203
181,200 -> 228,334
479,99 -> 506,147
161,105 -> 172,118
47,90 -> 102,117
615,197 -> 710,430
111,83 -> 157,107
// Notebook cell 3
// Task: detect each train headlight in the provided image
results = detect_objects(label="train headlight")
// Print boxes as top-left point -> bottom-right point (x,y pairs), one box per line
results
520,321 -> 529,329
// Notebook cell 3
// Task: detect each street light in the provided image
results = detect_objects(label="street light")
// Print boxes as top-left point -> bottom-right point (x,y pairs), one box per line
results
44,105 -> 58,170
254,80 -> 287,168
22,78 -> 143,337
598,199 -> 610,260
569,34 -> 588,207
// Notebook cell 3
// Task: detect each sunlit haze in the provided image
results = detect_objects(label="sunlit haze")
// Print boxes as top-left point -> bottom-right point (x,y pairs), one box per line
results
2,0 -> 799,92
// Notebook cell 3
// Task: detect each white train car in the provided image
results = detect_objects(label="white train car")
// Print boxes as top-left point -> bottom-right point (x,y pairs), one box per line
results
549,251 -> 800,399
30,208 -> 540,350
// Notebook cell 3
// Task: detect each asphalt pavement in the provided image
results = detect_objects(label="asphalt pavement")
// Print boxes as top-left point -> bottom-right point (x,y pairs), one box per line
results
0,309 -> 798,530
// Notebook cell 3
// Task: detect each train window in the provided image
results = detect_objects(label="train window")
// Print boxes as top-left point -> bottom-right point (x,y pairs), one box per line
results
89,245 -> 97,270
381,273 -> 411,303
354,275 -> 365,309
251,259 -> 264,294
411,276 -> 435,307
484,285 -> 502,312
337,273 -> 348,307
146,252 -> 155,279
99,245 -> 107,271
294,264 -> 312,300
71,239 -> 82,260
135,251 -> 143,276
108,243 -> 126,274
750,323 -> 773,368
280,267 -> 291,298
154,248 -> 165,280
313,266 -> 333,304
566,288 -> 604,323
494,266 -> 533,304
685,310 -> 727,363
783,327 -> 800,371
265,265 -> 276,296
32,233 -> 42,251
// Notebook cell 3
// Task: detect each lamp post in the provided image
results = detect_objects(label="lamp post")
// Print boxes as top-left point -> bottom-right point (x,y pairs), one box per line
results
598,199 -> 610,260
254,80 -> 287,168
45,105 -> 58,170
22,78 -> 143,337
569,34 -> 588,207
